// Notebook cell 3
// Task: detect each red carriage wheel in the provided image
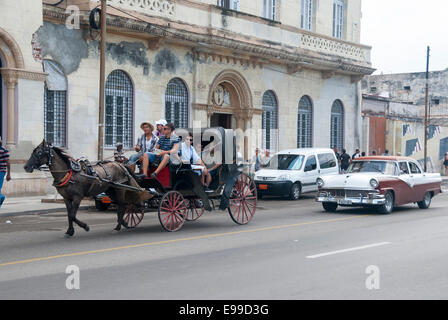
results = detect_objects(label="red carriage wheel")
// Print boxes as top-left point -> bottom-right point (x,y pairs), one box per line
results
228,174 -> 257,225
186,199 -> 205,222
124,205 -> 145,228
158,191 -> 188,232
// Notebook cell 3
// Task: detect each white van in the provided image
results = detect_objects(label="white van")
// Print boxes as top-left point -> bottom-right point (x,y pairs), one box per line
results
254,148 -> 339,200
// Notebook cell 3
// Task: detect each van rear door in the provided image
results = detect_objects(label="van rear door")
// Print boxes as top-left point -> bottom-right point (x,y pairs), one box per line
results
317,152 -> 339,176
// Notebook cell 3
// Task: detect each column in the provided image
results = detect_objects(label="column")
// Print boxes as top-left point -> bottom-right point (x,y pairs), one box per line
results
3,73 -> 18,147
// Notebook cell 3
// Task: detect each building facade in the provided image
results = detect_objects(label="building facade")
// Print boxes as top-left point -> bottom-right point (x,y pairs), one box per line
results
0,0 -> 373,197
362,71 -> 448,173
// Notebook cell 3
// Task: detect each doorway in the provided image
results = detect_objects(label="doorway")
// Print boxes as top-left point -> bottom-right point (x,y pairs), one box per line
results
211,113 -> 233,129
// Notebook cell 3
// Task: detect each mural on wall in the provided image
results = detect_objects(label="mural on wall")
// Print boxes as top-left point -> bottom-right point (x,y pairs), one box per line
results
405,138 -> 422,157
440,137 -> 448,159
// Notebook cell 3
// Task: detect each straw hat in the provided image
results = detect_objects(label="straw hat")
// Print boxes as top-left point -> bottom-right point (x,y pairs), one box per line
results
140,121 -> 154,131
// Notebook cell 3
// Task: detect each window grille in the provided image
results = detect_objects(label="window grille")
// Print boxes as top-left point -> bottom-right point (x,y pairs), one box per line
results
105,70 -> 134,149
218,0 -> 240,11
262,91 -> 278,151
44,89 -> 67,147
298,96 -> 313,148
330,100 -> 344,151
165,78 -> 189,129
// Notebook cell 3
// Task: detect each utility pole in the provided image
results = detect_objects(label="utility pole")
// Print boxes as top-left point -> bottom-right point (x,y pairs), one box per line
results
424,46 -> 430,172
98,0 -> 107,161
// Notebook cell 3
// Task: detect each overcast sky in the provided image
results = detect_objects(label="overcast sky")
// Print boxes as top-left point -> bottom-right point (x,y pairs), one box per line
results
361,0 -> 448,75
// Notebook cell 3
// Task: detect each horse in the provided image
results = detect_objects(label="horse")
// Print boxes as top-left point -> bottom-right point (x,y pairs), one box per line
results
24,140 -> 151,238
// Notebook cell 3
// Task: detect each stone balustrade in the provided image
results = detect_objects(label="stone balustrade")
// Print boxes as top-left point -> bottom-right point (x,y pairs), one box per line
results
107,0 -> 175,17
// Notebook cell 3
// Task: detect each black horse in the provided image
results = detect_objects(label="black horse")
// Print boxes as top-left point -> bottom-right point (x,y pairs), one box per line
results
24,140 -> 151,237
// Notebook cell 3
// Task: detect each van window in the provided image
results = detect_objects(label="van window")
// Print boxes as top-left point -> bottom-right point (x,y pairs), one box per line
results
304,156 -> 317,172
318,153 -> 337,169
409,162 -> 422,174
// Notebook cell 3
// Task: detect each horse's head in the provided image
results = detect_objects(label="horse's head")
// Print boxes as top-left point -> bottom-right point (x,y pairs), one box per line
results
24,140 -> 53,173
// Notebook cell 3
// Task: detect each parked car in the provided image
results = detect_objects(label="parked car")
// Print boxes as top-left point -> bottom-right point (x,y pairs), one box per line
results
316,156 -> 442,214
255,148 -> 339,200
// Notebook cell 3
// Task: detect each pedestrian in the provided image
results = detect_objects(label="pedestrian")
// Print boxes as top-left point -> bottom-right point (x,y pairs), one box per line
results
340,149 -> 351,173
444,152 -> 448,176
261,149 -> 271,168
252,148 -> 261,173
383,149 -> 390,156
0,137 -> 11,209
352,149 -> 361,160
372,150 -> 377,156
361,152 -> 366,157
333,147 -> 341,168
114,142 -> 128,164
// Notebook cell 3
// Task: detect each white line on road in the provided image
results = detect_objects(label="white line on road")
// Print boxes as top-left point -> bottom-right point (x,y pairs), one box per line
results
306,242 -> 391,259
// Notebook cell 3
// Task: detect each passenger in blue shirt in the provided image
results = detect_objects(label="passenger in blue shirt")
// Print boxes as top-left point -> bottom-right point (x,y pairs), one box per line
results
142,123 -> 181,179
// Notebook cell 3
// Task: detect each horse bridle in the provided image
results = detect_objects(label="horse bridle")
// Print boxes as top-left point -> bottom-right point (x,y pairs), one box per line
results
30,144 -> 55,169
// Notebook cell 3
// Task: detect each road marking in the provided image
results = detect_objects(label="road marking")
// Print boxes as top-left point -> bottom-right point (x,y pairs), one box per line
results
306,242 -> 391,259
0,215 -> 368,268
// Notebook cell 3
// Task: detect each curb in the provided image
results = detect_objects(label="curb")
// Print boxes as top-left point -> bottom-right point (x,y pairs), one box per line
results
0,205 -> 95,218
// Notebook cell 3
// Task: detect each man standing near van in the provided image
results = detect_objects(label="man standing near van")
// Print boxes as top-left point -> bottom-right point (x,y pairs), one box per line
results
0,137 -> 11,208
340,149 -> 351,173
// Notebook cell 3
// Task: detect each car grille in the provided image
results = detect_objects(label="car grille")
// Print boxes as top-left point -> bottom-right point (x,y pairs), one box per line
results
327,189 -> 369,198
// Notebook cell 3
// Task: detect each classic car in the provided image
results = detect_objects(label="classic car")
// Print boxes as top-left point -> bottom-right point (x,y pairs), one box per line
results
316,156 -> 442,214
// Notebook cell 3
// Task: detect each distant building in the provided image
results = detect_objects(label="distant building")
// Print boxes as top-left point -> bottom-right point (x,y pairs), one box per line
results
362,70 -> 448,173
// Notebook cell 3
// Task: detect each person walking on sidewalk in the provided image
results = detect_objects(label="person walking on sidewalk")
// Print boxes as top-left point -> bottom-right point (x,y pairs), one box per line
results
444,152 -> 448,176
0,137 -> 11,208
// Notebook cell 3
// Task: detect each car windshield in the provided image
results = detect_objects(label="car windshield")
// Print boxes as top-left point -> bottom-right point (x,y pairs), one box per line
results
348,161 -> 397,175
265,154 -> 305,171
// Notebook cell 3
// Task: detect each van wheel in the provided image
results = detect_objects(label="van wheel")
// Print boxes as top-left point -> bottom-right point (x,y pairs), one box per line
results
289,183 -> 301,200
417,192 -> 432,209
322,202 -> 338,212
378,191 -> 394,214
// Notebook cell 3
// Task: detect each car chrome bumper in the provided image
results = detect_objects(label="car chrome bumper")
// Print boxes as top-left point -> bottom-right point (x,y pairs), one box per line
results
316,191 -> 386,205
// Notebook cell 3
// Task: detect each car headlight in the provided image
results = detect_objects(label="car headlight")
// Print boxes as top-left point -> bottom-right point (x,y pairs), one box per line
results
278,174 -> 289,181
370,178 -> 379,189
317,178 -> 324,188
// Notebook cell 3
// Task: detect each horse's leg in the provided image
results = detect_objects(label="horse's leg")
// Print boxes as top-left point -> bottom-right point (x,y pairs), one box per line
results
114,192 -> 129,231
64,199 -> 75,238
72,197 -> 90,233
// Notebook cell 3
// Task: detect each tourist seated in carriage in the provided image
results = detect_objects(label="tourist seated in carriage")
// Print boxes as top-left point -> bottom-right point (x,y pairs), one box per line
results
179,133 -> 213,191
127,121 -> 159,173
142,123 -> 181,179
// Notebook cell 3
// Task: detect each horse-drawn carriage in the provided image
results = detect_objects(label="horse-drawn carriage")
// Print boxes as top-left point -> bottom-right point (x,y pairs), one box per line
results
95,127 -> 258,232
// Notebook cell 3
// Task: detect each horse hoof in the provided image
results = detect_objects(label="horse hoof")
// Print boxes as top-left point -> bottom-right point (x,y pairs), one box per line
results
64,233 -> 73,239
84,225 -> 90,232
114,226 -> 121,232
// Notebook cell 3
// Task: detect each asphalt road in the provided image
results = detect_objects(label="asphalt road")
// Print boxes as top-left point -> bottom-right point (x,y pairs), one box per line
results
1,193 -> 448,300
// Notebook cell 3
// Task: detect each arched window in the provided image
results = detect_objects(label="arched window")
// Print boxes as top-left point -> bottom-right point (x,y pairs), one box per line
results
165,78 -> 189,129
331,100 -> 344,151
262,90 -> 278,151
43,60 -> 67,147
105,70 -> 134,148
298,96 -> 313,148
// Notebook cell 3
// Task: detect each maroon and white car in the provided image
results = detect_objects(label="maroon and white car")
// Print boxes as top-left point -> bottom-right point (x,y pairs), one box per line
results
316,156 -> 442,214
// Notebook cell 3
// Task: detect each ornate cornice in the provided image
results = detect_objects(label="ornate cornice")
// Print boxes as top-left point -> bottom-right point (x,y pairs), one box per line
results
0,68 -> 47,82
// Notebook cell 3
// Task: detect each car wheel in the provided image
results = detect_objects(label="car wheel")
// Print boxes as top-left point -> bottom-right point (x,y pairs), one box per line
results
378,191 -> 394,214
95,200 -> 110,211
418,192 -> 432,209
289,183 -> 301,200
322,202 -> 338,212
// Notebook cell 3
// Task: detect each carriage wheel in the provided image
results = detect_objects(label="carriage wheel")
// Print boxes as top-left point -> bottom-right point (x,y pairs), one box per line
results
228,174 -> 257,225
158,191 -> 188,232
124,205 -> 145,229
186,199 -> 205,222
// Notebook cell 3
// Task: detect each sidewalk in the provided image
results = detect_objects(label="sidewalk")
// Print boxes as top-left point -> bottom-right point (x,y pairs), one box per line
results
0,195 -> 95,218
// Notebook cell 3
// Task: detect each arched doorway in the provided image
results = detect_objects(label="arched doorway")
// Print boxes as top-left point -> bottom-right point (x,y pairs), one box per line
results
206,70 -> 255,159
